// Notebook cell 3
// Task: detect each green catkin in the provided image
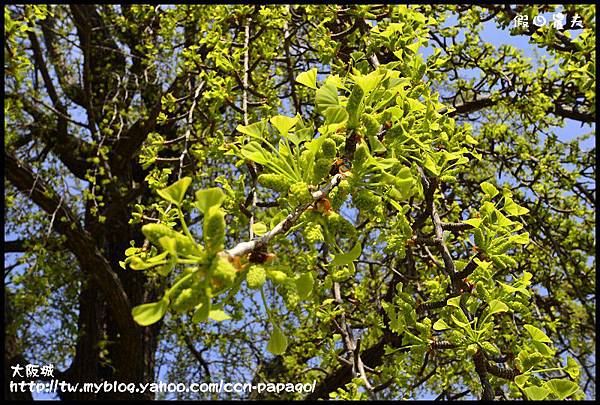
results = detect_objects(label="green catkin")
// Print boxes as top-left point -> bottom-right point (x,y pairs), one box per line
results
330,179 -> 351,209
211,256 -> 237,289
353,189 -> 381,211
288,182 -> 313,205
304,224 -> 324,244
203,207 -> 226,251
258,173 -> 291,192
321,138 -> 337,159
246,265 -> 266,289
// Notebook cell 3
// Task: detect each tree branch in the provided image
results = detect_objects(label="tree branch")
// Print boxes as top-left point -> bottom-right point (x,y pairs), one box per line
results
5,151 -> 138,338
225,174 -> 344,258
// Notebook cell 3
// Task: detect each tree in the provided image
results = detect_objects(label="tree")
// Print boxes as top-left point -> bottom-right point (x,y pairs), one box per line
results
4,4 -> 595,401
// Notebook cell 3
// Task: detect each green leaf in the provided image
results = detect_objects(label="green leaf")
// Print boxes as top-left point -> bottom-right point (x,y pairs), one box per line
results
316,80 -> 339,113
241,141 -> 271,166
251,222 -> 268,236
157,177 -> 192,205
406,41 -> 421,55
236,120 -> 267,139
446,296 -> 462,309
407,98 -> 426,112
132,298 -> 168,326
480,341 -> 500,357
544,379 -> 579,400
514,373 -> 530,388
195,187 -> 226,214
346,85 -> 364,129
296,68 -> 317,89
510,232 -> 530,245
433,318 -> 450,331
270,115 -> 298,136
504,197 -> 529,216
323,106 -> 348,125
463,218 -> 483,228
192,296 -> 211,323
267,327 -> 288,355
450,313 -> 471,330
350,70 -> 384,93
531,341 -> 554,356
158,236 -> 177,256
465,134 -> 478,145
330,242 -> 362,267
524,324 -> 552,343
208,309 -> 231,322
565,356 -> 580,379
487,299 -> 509,315
295,272 -> 314,300
480,181 -> 499,198
141,223 -> 199,256
423,154 -> 440,176
524,386 -> 550,400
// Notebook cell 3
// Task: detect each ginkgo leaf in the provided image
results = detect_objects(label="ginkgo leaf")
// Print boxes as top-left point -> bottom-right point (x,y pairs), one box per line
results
157,177 -> 192,205
296,68 -> 317,89
330,242 -> 362,267
267,327 -> 288,355
132,299 -> 169,326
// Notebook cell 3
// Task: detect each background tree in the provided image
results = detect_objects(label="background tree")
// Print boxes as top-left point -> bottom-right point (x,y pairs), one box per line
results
4,4 -> 595,400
